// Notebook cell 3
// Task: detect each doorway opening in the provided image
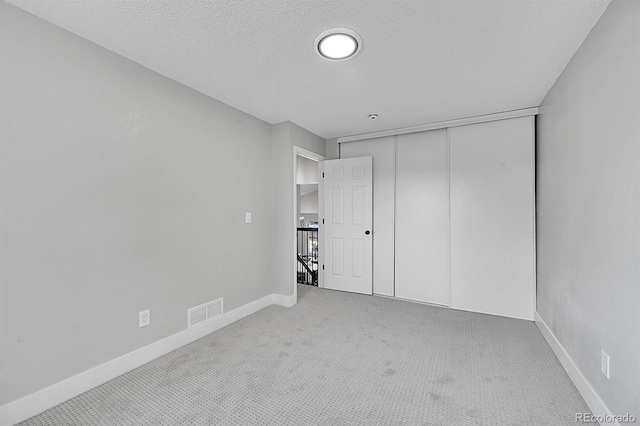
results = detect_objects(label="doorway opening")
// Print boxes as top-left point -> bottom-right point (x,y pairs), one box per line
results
293,147 -> 325,300
296,156 -> 319,286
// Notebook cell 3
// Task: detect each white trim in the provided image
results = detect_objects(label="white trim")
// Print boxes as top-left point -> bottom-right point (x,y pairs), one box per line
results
530,117 -> 537,316
317,160 -> 325,288
338,107 -> 539,143
293,146 -> 325,300
446,128 -> 452,307
272,293 -> 297,308
294,146 -> 324,162
392,135 -> 398,297
0,293 -> 294,426
535,312 -> 617,425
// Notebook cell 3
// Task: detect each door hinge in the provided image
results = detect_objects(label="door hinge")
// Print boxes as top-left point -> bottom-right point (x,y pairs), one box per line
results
322,172 -> 325,178
322,218 -> 325,224
322,265 -> 325,270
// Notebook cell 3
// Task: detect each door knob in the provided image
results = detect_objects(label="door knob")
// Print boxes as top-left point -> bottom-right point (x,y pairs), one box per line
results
365,230 -> 371,235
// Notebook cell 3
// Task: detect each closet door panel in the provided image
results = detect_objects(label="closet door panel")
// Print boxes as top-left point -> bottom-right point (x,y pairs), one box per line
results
449,117 -> 535,320
341,137 -> 395,296
395,130 -> 450,305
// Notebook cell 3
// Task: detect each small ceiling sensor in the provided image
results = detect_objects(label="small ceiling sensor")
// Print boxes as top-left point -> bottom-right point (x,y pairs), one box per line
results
368,113 -> 379,120
315,28 -> 362,61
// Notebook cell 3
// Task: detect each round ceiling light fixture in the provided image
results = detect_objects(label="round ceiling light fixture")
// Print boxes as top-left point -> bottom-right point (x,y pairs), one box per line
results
315,28 -> 362,61
368,113 -> 379,120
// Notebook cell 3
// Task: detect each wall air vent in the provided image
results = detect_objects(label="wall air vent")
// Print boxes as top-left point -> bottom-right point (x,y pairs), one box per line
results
187,297 -> 223,328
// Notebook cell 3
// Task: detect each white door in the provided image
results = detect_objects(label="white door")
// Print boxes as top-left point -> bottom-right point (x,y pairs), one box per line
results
340,138 -> 395,297
322,157 -> 373,295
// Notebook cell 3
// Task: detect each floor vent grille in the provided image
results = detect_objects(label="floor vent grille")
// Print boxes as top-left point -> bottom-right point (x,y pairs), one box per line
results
188,297 -> 223,328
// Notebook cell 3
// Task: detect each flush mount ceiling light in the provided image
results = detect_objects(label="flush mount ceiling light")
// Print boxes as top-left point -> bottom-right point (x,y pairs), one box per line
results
315,28 -> 362,61
368,113 -> 378,120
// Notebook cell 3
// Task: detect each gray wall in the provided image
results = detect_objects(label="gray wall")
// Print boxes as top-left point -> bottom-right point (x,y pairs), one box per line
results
537,0 -> 640,416
300,190 -> 319,214
296,157 -> 319,185
326,138 -> 339,160
271,122 -> 325,297
0,3 -> 283,405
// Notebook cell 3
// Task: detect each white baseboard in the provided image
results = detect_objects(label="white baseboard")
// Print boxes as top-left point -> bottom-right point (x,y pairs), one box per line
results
273,293 -> 297,308
0,293 -> 293,426
535,312 -> 618,425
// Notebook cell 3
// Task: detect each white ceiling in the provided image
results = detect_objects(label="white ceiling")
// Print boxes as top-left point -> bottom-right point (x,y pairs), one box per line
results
7,0 -> 610,139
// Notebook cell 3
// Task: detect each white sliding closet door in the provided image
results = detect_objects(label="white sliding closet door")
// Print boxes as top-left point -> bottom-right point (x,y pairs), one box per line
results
449,117 -> 535,320
395,130 -> 450,305
340,137 -> 395,296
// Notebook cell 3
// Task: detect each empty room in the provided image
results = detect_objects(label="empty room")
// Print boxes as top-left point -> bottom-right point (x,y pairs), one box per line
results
1,0 -> 638,425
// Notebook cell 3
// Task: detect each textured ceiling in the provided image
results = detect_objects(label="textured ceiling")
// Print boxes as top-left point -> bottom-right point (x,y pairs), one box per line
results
7,0 -> 610,139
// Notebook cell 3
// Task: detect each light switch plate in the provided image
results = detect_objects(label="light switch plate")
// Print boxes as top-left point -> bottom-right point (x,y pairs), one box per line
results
245,212 -> 252,223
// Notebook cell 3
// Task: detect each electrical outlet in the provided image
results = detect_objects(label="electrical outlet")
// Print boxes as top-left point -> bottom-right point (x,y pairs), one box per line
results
245,212 -> 252,223
139,309 -> 150,328
600,350 -> 610,378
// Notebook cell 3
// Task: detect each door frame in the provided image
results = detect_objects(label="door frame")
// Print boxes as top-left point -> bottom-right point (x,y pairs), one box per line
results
293,146 -> 325,301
